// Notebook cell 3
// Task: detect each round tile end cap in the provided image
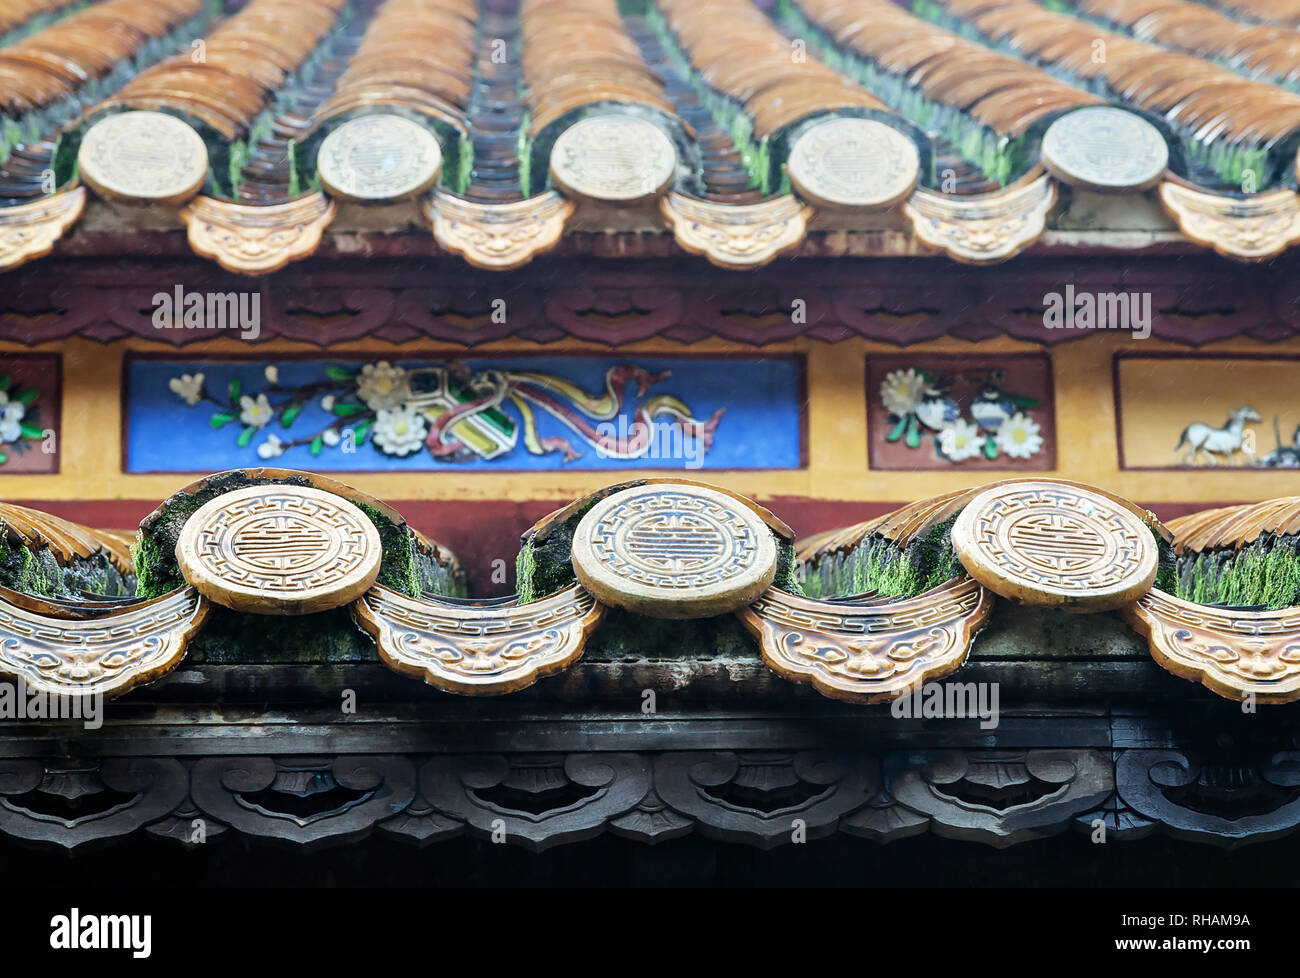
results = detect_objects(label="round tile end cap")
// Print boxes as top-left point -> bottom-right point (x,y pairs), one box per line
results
78,110 -> 209,205
951,480 -> 1158,612
175,484 -> 383,615
549,115 -> 677,204
570,483 -> 778,619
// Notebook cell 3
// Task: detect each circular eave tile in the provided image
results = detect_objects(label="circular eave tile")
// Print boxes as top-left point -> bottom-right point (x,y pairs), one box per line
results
77,109 -> 209,205
787,116 -> 920,210
1040,106 -> 1169,193
571,483 -> 778,619
549,115 -> 678,204
951,480 -> 1158,613
176,485 -> 382,616
317,113 -> 443,202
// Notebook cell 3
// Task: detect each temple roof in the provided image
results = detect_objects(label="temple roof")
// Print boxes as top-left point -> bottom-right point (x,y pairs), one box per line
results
3,0 -> 1300,274
5,472 -> 1300,852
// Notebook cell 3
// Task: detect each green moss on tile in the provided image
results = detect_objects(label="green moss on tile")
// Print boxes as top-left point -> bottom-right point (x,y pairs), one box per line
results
516,493 -> 611,604
803,513 -> 962,600
585,605 -> 760,659
187,604 -> 376,664
1175,533 -> 1300,611
0,524 -> 129,599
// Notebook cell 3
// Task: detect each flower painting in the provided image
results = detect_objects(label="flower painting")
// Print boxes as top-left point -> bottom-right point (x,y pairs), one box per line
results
125,355 -> 805,472
868,355 -> 1054,470
0,356 -> 58,474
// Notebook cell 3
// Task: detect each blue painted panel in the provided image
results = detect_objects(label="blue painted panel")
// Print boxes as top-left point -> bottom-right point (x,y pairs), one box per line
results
124,356 -> 803,472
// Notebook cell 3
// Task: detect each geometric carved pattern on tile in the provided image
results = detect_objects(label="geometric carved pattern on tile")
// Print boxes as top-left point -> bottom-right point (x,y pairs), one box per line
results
787,117 -> 920,210
0,586 -> 209,698
0,187 -> 86,271
903,173 -> 1056,265
888,750 -> 1114,849
181,192 -> 337,275
952,480 -> 1159,612
1120,589 -> 1300,705
426,191 -> 574,270
175,485 -> 382,615
1040,107 -> 1169,193
317,114 -> 443,202
77,110 -> 209,205
737,576 -> 994,704
1160,183 -> 1300,262
351,583 -> 604,695
549,115 -> 677,203
571,484 -> 778,619
660,192 -> 813,269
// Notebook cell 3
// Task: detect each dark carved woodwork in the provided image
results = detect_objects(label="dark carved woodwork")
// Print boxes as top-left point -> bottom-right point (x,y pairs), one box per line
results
0,757 -> 186,851
190,755 -> 417,849
0,744 -> 1297,852
1,255 -> 1296,348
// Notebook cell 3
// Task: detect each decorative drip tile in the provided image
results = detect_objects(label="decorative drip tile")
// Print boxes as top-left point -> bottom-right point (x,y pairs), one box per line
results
1122,589 -> 1300,704
903,174 -> 1056,264
181,193 -> 336,275
352,584 -> 604,695
1160,183 -> 1300,262
426,192 -> 573,271
0,587 -> 209,698
737,576 -> 993,703
0,188 -> 84,272
660,193 -> 812,269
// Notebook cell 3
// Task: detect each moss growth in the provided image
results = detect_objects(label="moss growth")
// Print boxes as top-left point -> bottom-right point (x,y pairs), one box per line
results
188,605 -> 376,663
804,514 -> 962,600
516,491 -> 619,603
585,606 -> 759,659
1175,533 -> 1300,611
0,525 -> 129,599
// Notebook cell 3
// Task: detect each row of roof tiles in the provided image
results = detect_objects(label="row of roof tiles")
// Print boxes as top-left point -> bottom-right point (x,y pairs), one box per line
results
3,474 -> 1300,707
2,0 -> 1300,273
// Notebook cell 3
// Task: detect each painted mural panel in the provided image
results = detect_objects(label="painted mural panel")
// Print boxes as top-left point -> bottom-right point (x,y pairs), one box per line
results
867,354 -> 1055,470
124,355 -> 804,472
0,354 -> 59,474
1116,355 -> 1300,469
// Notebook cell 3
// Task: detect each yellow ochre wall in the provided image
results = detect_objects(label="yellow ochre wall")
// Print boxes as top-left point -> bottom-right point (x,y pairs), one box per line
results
2,330 -> 1300,506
